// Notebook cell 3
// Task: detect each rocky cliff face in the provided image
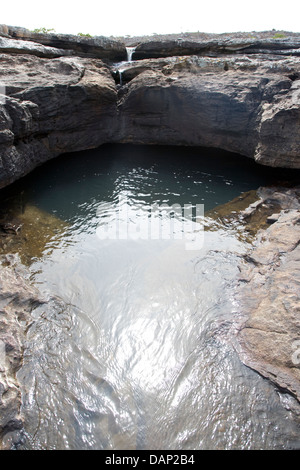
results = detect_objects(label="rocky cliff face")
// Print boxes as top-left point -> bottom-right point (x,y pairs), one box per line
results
0,55 -> 118,188
115,56 -> 300,165
0,26 -> 299,189
0,24 -> 127,61
0,26 -> 300,446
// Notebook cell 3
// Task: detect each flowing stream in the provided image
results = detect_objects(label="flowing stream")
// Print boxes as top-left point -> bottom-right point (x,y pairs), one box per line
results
2,144 -> 299,450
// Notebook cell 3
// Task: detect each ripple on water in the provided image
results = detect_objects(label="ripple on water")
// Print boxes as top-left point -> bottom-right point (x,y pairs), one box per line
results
0,144 -> 298,450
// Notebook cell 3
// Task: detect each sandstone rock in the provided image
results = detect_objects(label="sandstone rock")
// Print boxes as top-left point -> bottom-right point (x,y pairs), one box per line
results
234,188 -> 300,402
0,253 -> 75,449
0,255 -> 43,448
0,25 -> 300,448
0,36 -> 71,58
254,79 -> 300,168
0,27 -> 299,186
0,55 -> 118,188
0,24 -> 127,62
115,59 -> 300,168
133,37 -> 300,60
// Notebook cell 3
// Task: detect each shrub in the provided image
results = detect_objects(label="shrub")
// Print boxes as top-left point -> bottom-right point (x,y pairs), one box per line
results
77,32 -> 93,38
272,33 -> 286,39
32,27 -> 56,34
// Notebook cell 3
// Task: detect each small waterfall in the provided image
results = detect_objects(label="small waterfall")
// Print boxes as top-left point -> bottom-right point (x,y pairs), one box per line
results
126,47 -> 136,62
119,69 -> 124,86
113,47 -> 136,87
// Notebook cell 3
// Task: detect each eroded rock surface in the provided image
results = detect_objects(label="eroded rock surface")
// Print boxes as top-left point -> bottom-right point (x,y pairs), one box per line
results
0,54 -> 118,188
0,252 -> 75,449
0,255 -> 43,448
234,187 -> 300,402
0,27 -> 300,444
115,54 -> 300,168
132,36 -> 300,60
0,27 -> 299,189
0,24 -> 127,61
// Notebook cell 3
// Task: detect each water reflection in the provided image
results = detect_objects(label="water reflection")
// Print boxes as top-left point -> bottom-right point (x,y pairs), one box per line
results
2,144 -> 298,450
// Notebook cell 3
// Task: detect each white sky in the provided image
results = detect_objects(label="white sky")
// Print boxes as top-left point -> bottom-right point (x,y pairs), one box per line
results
1,0 -> 299,37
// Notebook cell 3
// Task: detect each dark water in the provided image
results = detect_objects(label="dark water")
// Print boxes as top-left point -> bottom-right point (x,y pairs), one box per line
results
2,144 -> 300,450
6,144 -> 293,220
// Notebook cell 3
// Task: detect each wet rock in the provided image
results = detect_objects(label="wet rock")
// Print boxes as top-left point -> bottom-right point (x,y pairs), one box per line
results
0,255 -> 44,448
0,251 -> 74,449
0,203 -> 68,265
234,187 -> 300,402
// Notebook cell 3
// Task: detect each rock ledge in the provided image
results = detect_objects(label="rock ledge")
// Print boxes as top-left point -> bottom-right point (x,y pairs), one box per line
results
234,187 -> 300,403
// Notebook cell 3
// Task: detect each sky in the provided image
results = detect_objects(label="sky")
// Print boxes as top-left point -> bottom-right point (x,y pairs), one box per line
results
1,0 -> 299,37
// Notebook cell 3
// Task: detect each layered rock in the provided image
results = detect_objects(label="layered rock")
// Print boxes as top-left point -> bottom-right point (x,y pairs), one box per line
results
0,24 -> 127,61
0,27 -> 299,189
132,36 -> 300,60
0,253 -> 75,449
233,187 -> 300,402
0,255 -> 42,448
0,55 -> 118,188
0,25 -> 300,449
0,36 -> 71,58
115,54 -> 300,168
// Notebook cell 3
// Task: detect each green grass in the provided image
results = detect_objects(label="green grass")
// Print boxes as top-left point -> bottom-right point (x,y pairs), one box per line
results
77,32 -> 93,38
272,33 -> 286,39
32,27 -> 56,34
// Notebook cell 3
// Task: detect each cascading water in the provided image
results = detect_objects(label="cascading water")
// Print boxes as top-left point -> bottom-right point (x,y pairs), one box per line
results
126,46 -> 136,62
115,47 -> 136,86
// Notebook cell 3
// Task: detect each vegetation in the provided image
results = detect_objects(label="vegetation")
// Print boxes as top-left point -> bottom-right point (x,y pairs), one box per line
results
77,33 -> 93,38
272,33 -> 286,39
32,27 -> 56,34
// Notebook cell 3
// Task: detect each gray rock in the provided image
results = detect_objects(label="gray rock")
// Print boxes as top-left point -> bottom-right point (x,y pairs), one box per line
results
0,28 -> 299,188
115,56 -> 300,167
0,254 -> 75,449
0,36 -> 71,58
0,24 -> 127,61
234,188 -> 300,402
0,55 -> 118,188
133,37 -> 300,60
0,255 -> 42,448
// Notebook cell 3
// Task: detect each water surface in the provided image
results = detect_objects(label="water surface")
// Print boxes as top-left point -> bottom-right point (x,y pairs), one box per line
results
2,144 -> 299,450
